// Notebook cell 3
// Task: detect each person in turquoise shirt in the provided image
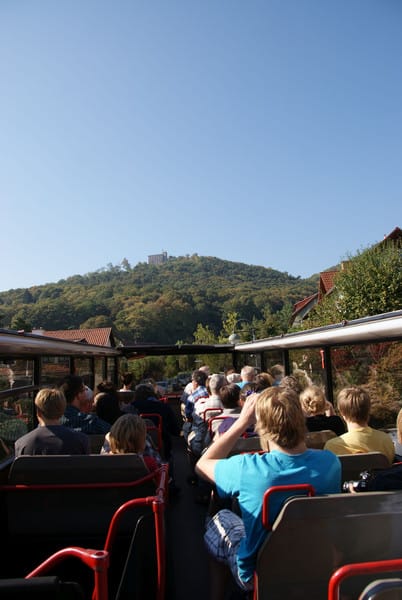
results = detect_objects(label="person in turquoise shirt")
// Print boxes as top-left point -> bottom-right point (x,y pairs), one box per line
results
196,387 -> 341,593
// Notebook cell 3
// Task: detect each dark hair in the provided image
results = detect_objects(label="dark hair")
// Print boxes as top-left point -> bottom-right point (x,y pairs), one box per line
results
95,392 -> 122,425
219,384 -> 241,409
192,369 -> 207,386
97,380 -> 117,395
59,375 -> 84,404
135,384 -> 155,403
121,373 -> 134,387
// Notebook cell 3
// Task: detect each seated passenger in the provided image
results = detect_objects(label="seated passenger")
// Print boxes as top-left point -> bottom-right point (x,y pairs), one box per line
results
196,387 -> 341,592
214,384 -> 257,439
324,386 -> 395,463
300,385 -> 346,436
254,372 -> 274,392
103,413 -> 159,473
194,373 -> 226,419
59,375 -> 110,435
15,388 -> 89,456
133,383 -> 181,460
94,381 -> 123,425
184,369 -> 209,420
237,365 -> 256,389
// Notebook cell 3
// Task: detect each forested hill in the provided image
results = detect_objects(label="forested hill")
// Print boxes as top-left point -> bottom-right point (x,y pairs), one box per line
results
0,256 -> 319,344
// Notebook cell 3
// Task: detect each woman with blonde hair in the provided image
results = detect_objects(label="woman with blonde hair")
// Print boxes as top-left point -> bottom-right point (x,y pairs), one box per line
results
300,385 -> 346,436
103,413 -> 159,473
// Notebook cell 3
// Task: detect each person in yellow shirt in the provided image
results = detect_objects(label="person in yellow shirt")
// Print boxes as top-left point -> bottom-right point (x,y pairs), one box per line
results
324,386 -> 395,464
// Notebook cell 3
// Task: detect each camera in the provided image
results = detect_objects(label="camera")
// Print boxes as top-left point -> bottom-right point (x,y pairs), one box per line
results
342,469 -> 374,493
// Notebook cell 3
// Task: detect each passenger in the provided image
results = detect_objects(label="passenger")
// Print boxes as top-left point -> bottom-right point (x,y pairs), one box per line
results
237,365 -> 256,389
254,372 -> 274,392
212,383 -> 242,439
15,388 -> 89,456
194,373 -> 226,418
280,375 -> 303,395
93,381 -> 122,425
269,364 -> 284,386
300,385 -> 346,436
59,375 -> 110,434
81,385 -> 94,414
183,369 -> 209,421
103,413 -> 159,473
226,372 -> 242,384
119,372 -> 135,392
196,387 -> 341,593
324,386 -> 395,463
180,365 -> 210,408
133,383 -> 181,460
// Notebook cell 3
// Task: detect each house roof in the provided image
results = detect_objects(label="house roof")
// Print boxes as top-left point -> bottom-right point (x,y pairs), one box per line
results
319,270 -> 338,299
42,327 -> 115,347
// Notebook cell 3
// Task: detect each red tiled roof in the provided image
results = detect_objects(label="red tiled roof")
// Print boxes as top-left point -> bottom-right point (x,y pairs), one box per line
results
43,327 -> 114,347
319,270 -> 337,298
292,293 -> 318,315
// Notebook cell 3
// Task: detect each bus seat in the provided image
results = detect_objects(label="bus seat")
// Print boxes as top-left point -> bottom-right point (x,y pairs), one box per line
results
305,430 -> 337,449
338,452 -> 391,482
254,491 -> 402,600
0,576 -> 84,599
88,433 -> 106,454
328,558 -> 402,600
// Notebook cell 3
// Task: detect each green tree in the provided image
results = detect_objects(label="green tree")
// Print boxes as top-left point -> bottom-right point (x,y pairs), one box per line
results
306,242 -> 402,327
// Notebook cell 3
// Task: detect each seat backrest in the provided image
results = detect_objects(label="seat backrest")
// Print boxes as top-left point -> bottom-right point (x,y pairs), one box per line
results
339,452 -> 391,482
88,434 -> 106,454
4,454 -> 156,539
358,578 -> 402,600
255,491 -> 402,600
8,453 -> 149,484
305,430 -> 337,449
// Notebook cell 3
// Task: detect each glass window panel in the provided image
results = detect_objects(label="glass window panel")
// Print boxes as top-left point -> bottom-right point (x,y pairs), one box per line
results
41,356 -> 70,386
106,357 -> 116,383
94,358 -> 105,391
289,348 -> 326,389
0,390 -> 35,460
74,358 -> 92,387
0,359 -> 34,389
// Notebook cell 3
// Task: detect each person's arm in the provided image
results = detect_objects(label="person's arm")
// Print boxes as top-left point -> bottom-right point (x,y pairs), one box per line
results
195,394 -> 257,484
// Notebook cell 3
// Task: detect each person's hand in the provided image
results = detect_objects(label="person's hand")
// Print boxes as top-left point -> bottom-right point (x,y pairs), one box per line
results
238,393 -> 258,429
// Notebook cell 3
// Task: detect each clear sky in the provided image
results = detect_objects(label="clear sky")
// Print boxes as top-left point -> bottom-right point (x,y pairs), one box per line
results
1,1 -> 401,292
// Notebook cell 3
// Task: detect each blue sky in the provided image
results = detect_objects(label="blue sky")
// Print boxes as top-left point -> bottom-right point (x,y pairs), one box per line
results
1,1 -> 401,292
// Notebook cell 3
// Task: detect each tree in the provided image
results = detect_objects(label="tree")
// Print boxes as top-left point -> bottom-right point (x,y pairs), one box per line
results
306,241 -> 402,327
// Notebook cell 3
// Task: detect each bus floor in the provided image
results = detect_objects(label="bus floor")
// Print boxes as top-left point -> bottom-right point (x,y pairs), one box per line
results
166,435 -> 247,600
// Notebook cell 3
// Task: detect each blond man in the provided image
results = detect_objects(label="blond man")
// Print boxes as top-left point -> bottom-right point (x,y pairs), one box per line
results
324,386 -> 395,463
196,387 -> 341,592
15,388 -> 89,456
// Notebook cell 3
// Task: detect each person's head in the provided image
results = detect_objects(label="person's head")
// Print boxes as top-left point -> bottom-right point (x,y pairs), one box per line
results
199,365 -> 210,377
254,372 -> 274,393
226,372 -> 241,384
299,385 -> 327,417
219,383 -> 241,409
280,375 -> 303,396
96,380 -> 117,395
255,387 -> 306,451
209,373 -> 228,395
135,383 -> 155,402
108,414 -> 147,454
121,373 -> 134,389
240,365 -> 255,383
59,375 -> 86,406
35,388 -> 66,421
94,392 -> 122,425
337,386 -> 371,425
269,364 -> 284,383
81,385 -> 94,414
191,369 -> 208,388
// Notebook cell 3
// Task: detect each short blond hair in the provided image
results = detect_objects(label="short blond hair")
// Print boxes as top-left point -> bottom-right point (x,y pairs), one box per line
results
109,414 -> 147,454
255,387 -> 306,451
337,386 -> 370,424
35,388 -> 66,420
299,385 -> 326,416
